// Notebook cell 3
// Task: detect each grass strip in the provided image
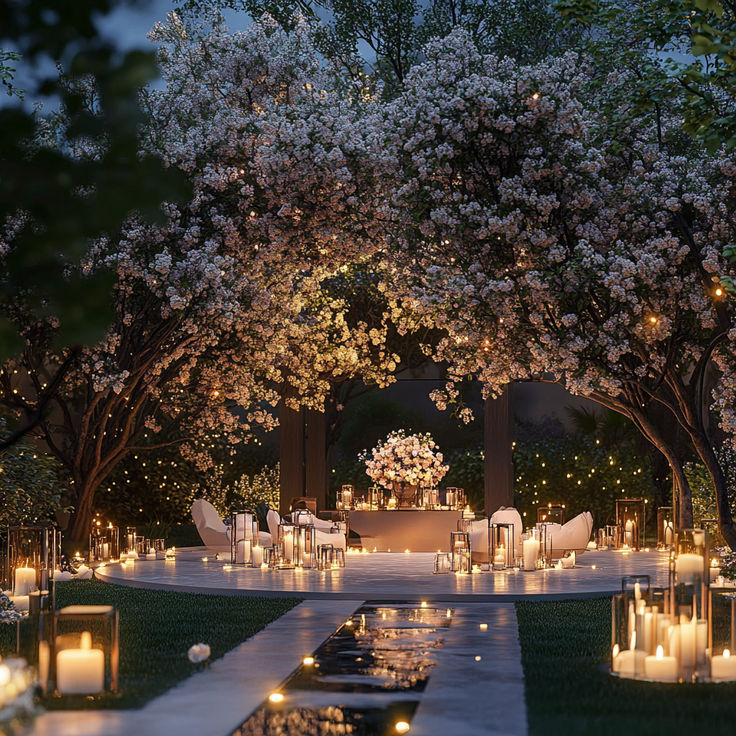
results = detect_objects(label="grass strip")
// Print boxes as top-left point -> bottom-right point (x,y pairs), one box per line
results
516,597 -> 736,736
1,579 -> 300,710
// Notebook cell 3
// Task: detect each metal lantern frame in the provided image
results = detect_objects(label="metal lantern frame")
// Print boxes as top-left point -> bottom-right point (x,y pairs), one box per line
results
450,531 -> 471,573
489,522 -> 515,570
294,524 -> 316,568
3,525 -> 59,613
536,505 -> 565,525
48,604 -> 119,696
90,525 -> 119,563
609,530 -> 736,684
615,498 -> 646,550
230,510 -> 259,566
124,527 -> 137,555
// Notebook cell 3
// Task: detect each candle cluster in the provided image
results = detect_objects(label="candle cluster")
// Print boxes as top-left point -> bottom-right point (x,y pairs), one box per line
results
611,531 -> 736,683
0,656 -> 35,718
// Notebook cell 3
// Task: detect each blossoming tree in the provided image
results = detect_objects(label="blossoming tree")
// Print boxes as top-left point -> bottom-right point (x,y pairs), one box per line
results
388,30 -> 736,546
0,15 -> 391,544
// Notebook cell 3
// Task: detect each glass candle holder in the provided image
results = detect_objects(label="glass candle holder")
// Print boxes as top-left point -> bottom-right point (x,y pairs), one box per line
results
294,525 -> 316,568
277,523 -> 296,568
537,504 -> 565,525
124,527 -> 137,556
450,531 -> 470,573
47,604 -> 119,696
433,552 -> 451,574
615,498 -> 646,550
673,528 -> 709,621
657,507 -> 674,550
709,587 -> 736,681
90,525 -> 119,563
317,544 -> 334,571
4,525 -> 59,613
444,487 -> 458,509
230,511 -> 258,566
489,522 -> 515,570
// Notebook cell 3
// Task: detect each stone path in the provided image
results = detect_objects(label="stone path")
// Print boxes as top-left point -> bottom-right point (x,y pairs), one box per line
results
32,598 -> 529,736
95,548 -> 668,601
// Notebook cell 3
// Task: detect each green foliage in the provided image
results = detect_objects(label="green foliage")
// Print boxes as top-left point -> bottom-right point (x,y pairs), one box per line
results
516,598 -> 736,735
0,0 -> 190,360
0,580 -> 299,710
194,463 -> 281,516
443,447 -> 485,510
555,0 -> 736,151
96,436 -> 278,525
177,0 -> 581,94
684,444 -> 736,532
0,418 -> 67,526
514,417 -> 656,529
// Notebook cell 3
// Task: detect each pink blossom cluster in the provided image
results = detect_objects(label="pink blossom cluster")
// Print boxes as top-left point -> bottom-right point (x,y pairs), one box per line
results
359,430 -> 449,489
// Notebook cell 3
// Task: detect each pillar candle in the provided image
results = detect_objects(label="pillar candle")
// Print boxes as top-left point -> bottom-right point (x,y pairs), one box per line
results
675,553 -> 704,585
522,538 -> 539,571
57,631 -> 104,695
283,531 -> 294,562
711,649 -> 736,681
613,647 -> 647,676
145,551 -> 157,560
252,545 -> 263,567
645,645 -> 678,682
237,538 -> 252,564
9,595 -> 29,611
664,521 -> 674,546
624,519 -> 634,547
13,567 -> 36,596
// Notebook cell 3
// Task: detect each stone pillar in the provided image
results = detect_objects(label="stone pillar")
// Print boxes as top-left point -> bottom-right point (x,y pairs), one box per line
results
279,399 -> 304,515
305,407 -> 328,512
484,384 -> 515,515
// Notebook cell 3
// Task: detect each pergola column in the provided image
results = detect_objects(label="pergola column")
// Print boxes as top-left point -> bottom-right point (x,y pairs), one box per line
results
278,399 -> 304,515
484,384 -> 515,515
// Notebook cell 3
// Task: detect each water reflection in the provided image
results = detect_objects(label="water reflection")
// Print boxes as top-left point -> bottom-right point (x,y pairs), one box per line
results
232,602 -> 452,736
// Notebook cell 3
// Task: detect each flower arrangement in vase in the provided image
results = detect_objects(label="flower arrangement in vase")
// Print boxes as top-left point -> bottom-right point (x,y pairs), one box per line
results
360,430 -> 449,508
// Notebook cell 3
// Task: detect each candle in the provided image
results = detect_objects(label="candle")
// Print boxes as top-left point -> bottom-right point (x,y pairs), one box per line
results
252,545 -> 263,567
711,648 -> 736,681
14,567 -> 36,596
145,552 -> 157,560
624,519 -> 634,547
675,553 -> 704,585
9,595 -> 29,611
283,531 -> 294,563
612,645 -> 646,677
493,545 -> 506,569
237,538 -> 252,564
664,521 -> 674,546
56,631 -> 105,695
710,558 -> 721,583
561,552 -> 576,569
645,645 -> 678,682
522,538 -> 540,571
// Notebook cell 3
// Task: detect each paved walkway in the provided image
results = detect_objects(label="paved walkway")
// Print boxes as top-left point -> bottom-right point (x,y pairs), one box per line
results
95,548 -> 668,601
32,598 -> 528,736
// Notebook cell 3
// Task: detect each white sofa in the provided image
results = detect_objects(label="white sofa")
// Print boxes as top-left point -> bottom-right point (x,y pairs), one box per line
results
191,499 -> 271,553
543,511 -> 593,557
467,507 -> 524,564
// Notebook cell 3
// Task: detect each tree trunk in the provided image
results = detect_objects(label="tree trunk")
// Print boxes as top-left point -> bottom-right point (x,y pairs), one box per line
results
672,460 -> 694,530
66,477 -> 97,548
691,432 -> 736,549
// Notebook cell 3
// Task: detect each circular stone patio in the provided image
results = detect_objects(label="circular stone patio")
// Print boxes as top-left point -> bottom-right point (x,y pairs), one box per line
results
94,548 -> 670,601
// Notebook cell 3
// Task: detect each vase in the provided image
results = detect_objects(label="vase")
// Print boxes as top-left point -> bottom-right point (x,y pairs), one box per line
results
392,482 -> 418,508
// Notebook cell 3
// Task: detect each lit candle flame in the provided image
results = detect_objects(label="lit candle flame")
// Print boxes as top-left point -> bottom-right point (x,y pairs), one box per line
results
656,645 -> 664,660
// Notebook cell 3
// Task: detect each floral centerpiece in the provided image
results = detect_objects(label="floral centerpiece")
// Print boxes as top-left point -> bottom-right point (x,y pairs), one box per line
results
359,430 -> 449,507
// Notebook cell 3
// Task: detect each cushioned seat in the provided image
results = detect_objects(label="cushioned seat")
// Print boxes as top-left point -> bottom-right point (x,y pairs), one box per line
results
192,499 -> 271,553
468,506 -> 524,563
545,512 -> 593,556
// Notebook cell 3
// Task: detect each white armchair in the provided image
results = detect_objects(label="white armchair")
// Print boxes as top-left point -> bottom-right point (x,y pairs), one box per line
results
545,512 -> 594,557
192,499 -> 271,553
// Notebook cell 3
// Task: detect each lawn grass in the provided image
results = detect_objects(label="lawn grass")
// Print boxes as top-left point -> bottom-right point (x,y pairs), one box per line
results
1,580 -> 299,710
516,597 -> 736,736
